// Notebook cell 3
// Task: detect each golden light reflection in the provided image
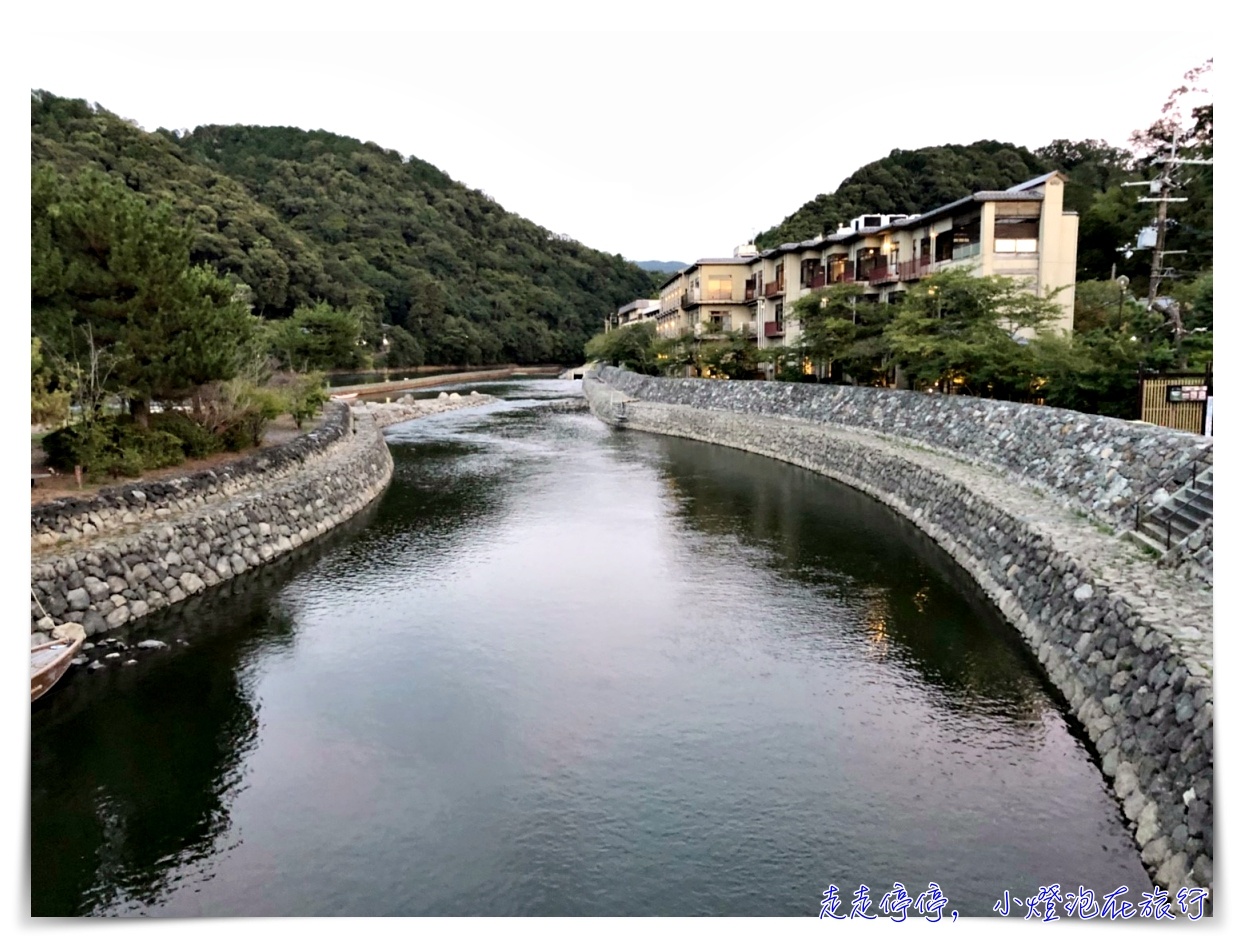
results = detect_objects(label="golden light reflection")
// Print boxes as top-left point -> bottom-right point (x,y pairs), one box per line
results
913,586 -> 929,613
864,600 -> 891,661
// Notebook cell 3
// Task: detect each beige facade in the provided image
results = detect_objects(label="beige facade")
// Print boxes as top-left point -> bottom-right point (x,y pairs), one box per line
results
656,257 -> 758,341
694,174 -> 1079,358
605,298 -> 660,334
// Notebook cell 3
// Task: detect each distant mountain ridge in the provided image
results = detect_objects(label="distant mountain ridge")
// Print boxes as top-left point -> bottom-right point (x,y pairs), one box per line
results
632,260 -> 689,273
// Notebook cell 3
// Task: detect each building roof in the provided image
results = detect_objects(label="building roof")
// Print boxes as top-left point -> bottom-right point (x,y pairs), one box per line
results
617,298 -> 659,315
1006,170 -> 1060,193
738,172 -> 1065,259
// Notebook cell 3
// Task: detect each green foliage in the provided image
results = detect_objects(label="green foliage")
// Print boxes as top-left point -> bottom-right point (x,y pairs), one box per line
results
149,410 -> 223,458
217,381 -> 286,450
376,324 -> 424,368
269,372 -> 328,429
31,337 -> 72,426
881,269 -> 1062,397
31,164 -> 259,411
757,141 -> 1050,247
793,284 -> 890,383
269,302 -> 365,371
695,334 -> 760,379
43,416 -> 186,479
584,322 -> 663,375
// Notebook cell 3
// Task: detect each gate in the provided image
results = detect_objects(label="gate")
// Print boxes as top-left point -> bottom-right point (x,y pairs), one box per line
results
1138,368 -> 1211,435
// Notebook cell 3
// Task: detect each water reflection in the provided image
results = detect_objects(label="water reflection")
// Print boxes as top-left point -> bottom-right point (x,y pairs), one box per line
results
31,382 -> 1147,916
29,509 -> 379,916
650,436 -> 1051,722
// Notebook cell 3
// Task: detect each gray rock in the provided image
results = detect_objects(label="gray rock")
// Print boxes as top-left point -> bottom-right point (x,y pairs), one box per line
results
137,639 -> 169,650
66,587 -> 90,611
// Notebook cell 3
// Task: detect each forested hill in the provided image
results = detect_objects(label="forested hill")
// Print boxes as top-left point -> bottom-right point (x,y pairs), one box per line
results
755,141 -> 1052,247
31,92 -> 656,364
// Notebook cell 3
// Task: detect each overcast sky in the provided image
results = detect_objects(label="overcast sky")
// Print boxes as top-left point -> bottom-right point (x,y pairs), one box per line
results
23,21 -> 1214,267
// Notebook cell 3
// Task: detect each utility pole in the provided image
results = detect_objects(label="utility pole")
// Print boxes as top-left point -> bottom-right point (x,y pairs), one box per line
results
1122,134 -> 1212,347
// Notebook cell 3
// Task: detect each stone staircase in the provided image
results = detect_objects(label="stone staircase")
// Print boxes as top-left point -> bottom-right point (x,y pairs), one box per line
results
1136,468 -> 1213,551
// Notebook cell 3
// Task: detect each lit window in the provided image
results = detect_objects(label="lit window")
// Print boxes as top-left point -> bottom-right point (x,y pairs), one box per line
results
994,238 -> 1038,253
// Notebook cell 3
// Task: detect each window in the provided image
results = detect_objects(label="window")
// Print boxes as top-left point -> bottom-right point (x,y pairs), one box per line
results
994,218 -> 1039,253
994,239 -> 1038,253
706,275 -> 732,300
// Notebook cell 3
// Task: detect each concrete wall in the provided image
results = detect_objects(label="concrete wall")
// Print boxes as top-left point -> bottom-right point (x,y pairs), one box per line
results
585,368 -> 1213,897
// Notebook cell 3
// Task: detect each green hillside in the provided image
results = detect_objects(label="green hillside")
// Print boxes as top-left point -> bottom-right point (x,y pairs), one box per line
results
755,141 -> 1051,247
31,91 -> 656,364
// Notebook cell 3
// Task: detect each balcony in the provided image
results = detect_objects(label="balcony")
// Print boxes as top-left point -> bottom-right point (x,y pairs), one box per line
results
696,319 -> 757,339
764,321 -> 785,338
829,261 -> 856,284
867,264 -> 899,285
682,290 -> 736,308
897,258 -> 933,282
808,270 -> 826,289
763,280 -> 784,298
952,242 -> 981,261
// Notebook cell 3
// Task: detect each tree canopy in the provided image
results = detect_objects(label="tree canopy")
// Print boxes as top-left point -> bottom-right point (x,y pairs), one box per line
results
31,90 -> 658,367
31,164 -> 258,420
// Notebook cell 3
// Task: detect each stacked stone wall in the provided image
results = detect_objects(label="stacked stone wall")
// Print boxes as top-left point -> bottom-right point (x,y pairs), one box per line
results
31,403 -> 393,636
585,370 -> 1212,897
597,366 -> 1212,532
32,404 -> 355,549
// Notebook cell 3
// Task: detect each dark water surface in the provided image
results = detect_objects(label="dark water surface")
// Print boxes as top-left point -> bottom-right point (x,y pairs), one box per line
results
31,379 -> 1149,916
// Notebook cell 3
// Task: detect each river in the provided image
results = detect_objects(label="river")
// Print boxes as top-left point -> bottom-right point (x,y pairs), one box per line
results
30,379 -> 1149,916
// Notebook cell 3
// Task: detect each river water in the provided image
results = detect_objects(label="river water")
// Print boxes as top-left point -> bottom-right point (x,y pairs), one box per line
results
30,379 -> 1149,916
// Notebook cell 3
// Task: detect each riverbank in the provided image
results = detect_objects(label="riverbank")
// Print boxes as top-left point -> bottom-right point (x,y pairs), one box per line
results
358,391 -> 498,428
30,393 -> 496,646
330,366 -> 560,399
584,368 -> 1212,899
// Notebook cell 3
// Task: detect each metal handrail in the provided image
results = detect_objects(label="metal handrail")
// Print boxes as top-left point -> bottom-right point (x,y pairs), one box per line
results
1132,457 -> 1209,537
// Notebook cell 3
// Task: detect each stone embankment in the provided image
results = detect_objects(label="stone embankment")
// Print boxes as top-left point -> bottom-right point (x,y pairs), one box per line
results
359,391 -> 497,428
585,367 -> 1212,898
30,394 -> 493,643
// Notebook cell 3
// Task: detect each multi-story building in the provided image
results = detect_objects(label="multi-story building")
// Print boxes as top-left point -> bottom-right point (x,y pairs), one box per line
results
605,298 -> 660,334
654,171 -> 1077,378
749,171 -> 1078,350
655,247 -> 759,341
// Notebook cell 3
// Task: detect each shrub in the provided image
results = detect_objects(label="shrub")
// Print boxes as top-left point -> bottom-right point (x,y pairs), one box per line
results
151,410 -> 223,458
213,383 -> 286,450
43,417 -> 186,480
288,373 -> 328,429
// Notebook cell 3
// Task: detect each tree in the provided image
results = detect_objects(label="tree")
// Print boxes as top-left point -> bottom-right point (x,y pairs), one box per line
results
30,337 -> 71,427
584,322 -> 662,375
881,269 -> 1061,396
269,302 -> 366,371
695,333 -> 759,379
31,165 -> 258,425
793,284 -> 889,383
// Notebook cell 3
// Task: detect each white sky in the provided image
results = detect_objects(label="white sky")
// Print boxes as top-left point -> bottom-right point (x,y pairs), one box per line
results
16,11 -> 1215,265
